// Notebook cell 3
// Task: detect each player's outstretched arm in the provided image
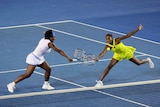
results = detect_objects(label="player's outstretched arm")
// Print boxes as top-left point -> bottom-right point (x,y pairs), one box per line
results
49,43 -> 72,62
95,45 -> 108,62
118,24 -> 143,40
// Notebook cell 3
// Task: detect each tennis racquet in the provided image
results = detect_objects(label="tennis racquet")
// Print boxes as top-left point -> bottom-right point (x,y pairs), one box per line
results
73,48 -> 96,66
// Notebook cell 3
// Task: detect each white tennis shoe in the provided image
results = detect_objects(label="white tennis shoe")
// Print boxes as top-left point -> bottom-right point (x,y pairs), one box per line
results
7,82 -> 16,93
147,57 -> 154,68
42,82 -> 55,90
95,80 -> 103,87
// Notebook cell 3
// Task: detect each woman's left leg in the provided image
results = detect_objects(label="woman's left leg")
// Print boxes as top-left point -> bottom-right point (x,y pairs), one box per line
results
129,56 -> 154,68
129,56 -> 148,65
38,61 -> 51,81
38,61 -> 54,90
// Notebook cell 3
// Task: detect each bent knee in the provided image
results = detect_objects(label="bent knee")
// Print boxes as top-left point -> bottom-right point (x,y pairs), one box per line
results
24,74 -> 32,78
107,64 -> 114,69
47,67 -> 51,72
137,63 -> 141,66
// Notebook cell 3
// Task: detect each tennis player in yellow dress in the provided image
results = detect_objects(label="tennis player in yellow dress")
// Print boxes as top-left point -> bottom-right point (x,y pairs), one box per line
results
95,24 -> 154,87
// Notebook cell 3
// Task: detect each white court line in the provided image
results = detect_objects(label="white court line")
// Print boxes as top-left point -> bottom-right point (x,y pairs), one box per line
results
0,20 -> 159,45
29,71 -> 160,107
35,24 -> 106,45
0,61 -> 81,74
71,20 -> 160,45
0,20 -> 72,30
0,55 -> 145,74
2,78 -> 160,97
1,70 -> 156,107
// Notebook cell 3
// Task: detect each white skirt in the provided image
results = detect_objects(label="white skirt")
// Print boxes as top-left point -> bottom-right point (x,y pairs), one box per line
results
26,53 -> 45,66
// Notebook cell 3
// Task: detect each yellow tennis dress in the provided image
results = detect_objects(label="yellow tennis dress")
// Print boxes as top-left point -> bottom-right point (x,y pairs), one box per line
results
107,39 -> 136,61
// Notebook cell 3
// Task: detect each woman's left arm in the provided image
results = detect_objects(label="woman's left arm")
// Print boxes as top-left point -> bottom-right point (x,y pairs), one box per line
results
118,24 -> 143,40
49,42 -> 72,62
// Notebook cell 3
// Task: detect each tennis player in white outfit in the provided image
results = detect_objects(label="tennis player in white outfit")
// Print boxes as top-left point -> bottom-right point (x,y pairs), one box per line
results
7,30 -> 73,93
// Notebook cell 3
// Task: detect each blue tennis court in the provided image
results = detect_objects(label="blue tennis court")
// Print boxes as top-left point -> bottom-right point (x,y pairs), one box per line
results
0,1 -> 160,107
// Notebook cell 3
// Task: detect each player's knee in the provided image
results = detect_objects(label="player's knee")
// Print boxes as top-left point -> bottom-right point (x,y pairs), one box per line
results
24,74 -> 32,78
136,62 -> 142,66
108,64 -> 114,69
137,63 -> 141,66
47,67 -> 51,72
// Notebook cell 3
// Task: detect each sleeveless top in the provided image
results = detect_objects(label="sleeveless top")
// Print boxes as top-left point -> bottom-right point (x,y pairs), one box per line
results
32,38 -> 51,59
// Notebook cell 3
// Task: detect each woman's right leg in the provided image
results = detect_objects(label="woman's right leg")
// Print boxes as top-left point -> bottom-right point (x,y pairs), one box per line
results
95,58 -> 119,87
7,64 -> 36,93
14,64 -> 36,83
100,58 -> 119,81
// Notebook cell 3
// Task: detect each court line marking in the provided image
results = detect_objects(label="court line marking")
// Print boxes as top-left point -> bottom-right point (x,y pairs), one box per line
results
0,54 -> 145,74
34,71 -> 156,107
0,20 -> 72,30
0,20 -> 159,45
71,20 -> 160,45
1,71 -> 156,107
35,24 -> 160,60
2,70 -> 156,107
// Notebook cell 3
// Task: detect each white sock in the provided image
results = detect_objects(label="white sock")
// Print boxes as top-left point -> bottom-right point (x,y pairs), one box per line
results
12,82 -> 16,85
44,81 -> 49,84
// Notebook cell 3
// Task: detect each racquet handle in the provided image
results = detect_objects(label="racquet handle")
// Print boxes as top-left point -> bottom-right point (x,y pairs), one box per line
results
72,59 -> 78,61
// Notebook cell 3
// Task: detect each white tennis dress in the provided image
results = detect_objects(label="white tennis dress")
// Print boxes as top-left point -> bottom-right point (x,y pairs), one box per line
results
26,38 -> 51,66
